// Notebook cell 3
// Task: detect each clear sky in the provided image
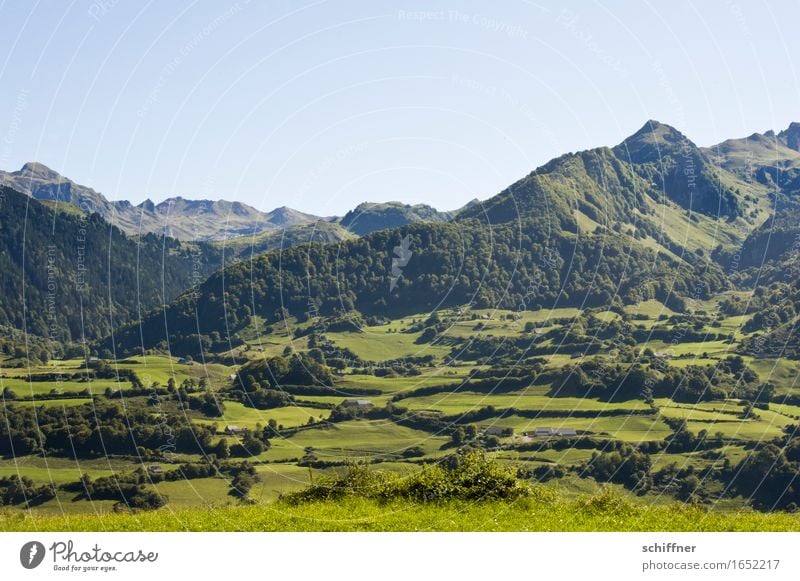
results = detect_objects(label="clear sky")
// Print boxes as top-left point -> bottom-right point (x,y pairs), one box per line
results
0,0 -> 798,215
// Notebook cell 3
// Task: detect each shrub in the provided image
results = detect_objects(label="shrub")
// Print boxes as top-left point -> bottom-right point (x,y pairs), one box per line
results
287,450 -> 535,503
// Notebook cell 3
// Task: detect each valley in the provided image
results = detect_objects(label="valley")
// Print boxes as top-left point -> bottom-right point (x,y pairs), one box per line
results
3,120 -> 800,518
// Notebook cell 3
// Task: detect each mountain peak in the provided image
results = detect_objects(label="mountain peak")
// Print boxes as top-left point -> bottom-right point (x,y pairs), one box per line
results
265,205 -> 318,227
630,120 -> 685,141
138,198 -> 156,212
19,162 -> 63,180
779,121 -> 800,151
614,120 -> 692,164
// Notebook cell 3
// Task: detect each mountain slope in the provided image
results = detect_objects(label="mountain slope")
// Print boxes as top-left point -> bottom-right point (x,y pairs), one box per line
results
0,162 -> 111,214
778,122 -> 800,152
612,121 -> 745,220
107,121 -> 759,357
212,220 -> 356,259
0,186 -> 223,343
704,123 -> 800,197
704,132 -> 800,177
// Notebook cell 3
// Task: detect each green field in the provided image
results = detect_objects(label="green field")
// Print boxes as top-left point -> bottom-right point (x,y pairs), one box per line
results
281,419 -> 450,459
326,326 -> 451,361
4,492 -> 800,532
0,456 -> 134,485
401,389 -> 651,414
3,295 -> 800,520
482,413 -> 673,442
195,401 -> 325,431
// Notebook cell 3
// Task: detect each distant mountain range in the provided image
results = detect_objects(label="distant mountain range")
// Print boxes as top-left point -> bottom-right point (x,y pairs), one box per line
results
104,119 -> 800,357
3,119 -> 800,350
0,162 -> 469,242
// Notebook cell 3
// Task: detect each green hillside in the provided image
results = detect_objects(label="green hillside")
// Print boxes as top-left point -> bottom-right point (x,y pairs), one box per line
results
0,186 -> 223,342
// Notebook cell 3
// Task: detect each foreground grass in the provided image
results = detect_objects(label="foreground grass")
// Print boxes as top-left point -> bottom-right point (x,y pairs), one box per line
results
3,493 -> 800,532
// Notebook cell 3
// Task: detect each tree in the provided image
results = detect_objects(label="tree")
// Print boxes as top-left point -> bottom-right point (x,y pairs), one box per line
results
215,438 -> 231,459
452,427 -> 466,446
200,390 -> 225,417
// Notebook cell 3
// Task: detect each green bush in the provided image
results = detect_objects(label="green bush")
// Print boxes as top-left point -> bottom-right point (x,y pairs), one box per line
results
287,450 -> 537,504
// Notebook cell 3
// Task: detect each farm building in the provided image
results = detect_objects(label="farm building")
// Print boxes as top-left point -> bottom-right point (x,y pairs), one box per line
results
224,425 -> 246,436
147,465 -> 163,475
177,357 -> 193,365
525,427 -> 578,437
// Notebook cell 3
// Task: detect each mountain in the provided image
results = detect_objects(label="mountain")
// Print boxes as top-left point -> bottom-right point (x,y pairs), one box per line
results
108,120 -> 773,357
212,220 -> 356,259
0,186 -> 224,343
612,120 -> 745,219
0,162 -> 112,214
0,162 -> 460,241
338,201 -> 452,235
135,197 -> 322,240
778,122 -> 800,151
8,119 -> 799,357
704,123 -> 800,197
736,201 -> 800,271
704,131 -> 800,176
0,163 -> 323,241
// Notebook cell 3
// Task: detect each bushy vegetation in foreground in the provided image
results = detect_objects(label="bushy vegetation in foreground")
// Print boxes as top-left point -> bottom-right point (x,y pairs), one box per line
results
3,452 -> 800,532
287,451 -> 532,503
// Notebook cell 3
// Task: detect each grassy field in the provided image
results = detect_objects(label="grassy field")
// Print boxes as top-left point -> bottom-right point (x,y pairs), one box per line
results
401,389 -> 651,414
326,326 -> 451,361
482,413 -> 673,442
0,456 -> 134,484
3,491 -> 800,532
194,401 -> 325,431
0,355 -> 232,397
281,419 -> 450,459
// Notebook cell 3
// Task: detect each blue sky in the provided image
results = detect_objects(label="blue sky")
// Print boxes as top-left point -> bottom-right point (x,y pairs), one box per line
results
0,0 -> 798,215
